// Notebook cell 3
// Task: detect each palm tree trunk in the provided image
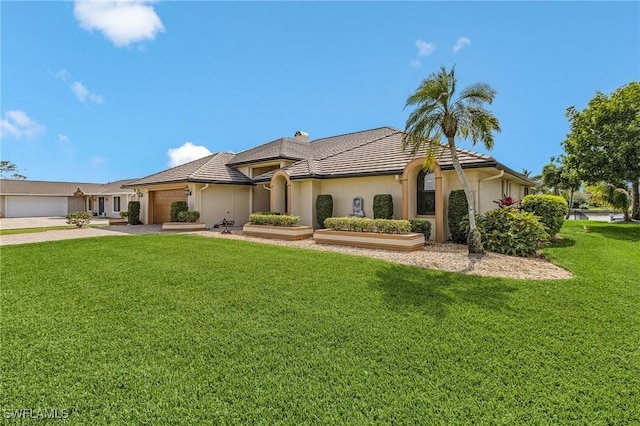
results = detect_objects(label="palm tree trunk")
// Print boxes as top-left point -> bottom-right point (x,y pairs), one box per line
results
632,178 -> 639,220
448,139 -> 484,255
566,189 -> 575,219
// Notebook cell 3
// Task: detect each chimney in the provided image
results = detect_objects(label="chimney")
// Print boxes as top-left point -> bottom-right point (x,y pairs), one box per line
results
294,130 -> 309,142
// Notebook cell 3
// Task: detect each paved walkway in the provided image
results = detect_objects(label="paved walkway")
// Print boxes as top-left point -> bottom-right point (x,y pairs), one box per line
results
0,223 -> 163,246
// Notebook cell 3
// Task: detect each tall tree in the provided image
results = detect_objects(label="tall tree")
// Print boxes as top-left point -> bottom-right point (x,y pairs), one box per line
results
0,161 -> 27,180
403,65 -> 501,254
563,82 -> 640,219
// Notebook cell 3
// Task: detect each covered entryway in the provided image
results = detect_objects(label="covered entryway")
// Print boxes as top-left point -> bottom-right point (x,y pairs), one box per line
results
150,189 -> 187,224
5,196 -> 68,217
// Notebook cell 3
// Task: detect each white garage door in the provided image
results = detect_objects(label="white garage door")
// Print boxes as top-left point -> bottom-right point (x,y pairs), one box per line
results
5,196 -> 68,217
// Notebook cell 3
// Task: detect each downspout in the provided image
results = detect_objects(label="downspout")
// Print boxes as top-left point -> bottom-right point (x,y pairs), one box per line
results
199,184 -> 209,212
478,170 -> 504,212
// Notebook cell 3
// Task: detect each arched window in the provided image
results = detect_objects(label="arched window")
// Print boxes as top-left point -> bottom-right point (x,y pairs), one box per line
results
417,170 -> 436,215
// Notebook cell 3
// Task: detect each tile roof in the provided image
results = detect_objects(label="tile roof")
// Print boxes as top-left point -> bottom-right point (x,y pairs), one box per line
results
127,126 -> 531,187
124,153 -> 252,187
227,137 -> 311,166
0,179 -> 137,196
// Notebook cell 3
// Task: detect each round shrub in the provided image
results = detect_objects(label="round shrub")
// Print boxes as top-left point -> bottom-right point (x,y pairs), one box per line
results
323,217 -> 411,234
127,201 -> 140,225
170,201 -> 188,222
521,194 -> 568,238
409,219 -> 431,241
177,210 -> 200,222
477,207 -> 549,256
316,194 -> 333,228
373,194 -> 393,219
448,190 -> 468,243
65,211 -> 92,228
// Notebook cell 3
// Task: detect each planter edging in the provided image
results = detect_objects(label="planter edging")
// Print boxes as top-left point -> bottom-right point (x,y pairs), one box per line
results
313,229 -> 425,251
243,224 -> 313,240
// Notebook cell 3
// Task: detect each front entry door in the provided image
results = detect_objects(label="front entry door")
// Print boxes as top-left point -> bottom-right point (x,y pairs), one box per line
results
98,197 -> 105,215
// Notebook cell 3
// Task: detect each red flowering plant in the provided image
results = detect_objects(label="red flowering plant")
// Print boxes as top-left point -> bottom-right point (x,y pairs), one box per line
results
494,195 -> 521,209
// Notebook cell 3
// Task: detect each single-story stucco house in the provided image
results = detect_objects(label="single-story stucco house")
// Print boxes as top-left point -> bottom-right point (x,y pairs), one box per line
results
0,179 -> 138,218
125,127 -> 534,242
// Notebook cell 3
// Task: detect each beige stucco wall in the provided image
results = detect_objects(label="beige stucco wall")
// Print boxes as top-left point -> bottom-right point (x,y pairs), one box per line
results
317,175 -> 403,220
0,195 -> 5,217
197,184 -> 251,227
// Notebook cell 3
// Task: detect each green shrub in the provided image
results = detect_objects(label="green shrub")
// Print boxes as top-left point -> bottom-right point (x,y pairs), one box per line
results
521,194 -> 568,238
448,190 -> 468,243
461,207 -> 549,256
65,211 -> 92,228
127,201 -> 140,225
249,213 -> 300,227
323,217 -> 411,234
316,194 -> 333,228
119,211 -> 129,219
409,219 -> 431,241
373,194 -> 393,219
170,201 -> 188,222
177,211 -> 200,223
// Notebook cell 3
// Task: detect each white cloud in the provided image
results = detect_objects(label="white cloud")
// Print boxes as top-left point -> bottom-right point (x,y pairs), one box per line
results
59,134 -> 74,155
167,142 -> 212,167
415,39 -> 436,57
71,81 -> 104,104
59,134 -> 70,143
453,36 -> 471,53
410,59 -> 422,68
74,0 -> 165,47
56,70 -> 104,104
0,110 -> 45,140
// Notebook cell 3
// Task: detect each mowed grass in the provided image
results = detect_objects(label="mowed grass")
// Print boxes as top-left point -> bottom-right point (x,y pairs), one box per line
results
1,221 -> 638,424
0,224 -> 108,236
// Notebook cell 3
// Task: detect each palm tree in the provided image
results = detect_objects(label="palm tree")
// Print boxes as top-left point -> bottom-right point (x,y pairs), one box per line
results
403,65 -> 501,254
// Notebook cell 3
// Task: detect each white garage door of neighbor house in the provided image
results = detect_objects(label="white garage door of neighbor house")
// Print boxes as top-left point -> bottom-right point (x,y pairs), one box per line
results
5,196 -> 68,217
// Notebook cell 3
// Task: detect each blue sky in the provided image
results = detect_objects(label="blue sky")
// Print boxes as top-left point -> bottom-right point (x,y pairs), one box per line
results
1,1 -> 638,183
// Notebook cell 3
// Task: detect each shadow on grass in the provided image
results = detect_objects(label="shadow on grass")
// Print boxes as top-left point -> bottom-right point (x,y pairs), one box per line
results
549,237 -> 576,249
369,264 -> 518,320
587,222 -> 640,242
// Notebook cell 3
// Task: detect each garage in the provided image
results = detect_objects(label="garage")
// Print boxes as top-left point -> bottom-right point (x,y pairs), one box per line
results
5,196 -> 68,218
151,189 -> 187,224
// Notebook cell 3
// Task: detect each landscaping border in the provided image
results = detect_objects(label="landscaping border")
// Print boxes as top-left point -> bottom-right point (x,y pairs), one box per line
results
313,229 -> 425,251
242,224 -> 314,240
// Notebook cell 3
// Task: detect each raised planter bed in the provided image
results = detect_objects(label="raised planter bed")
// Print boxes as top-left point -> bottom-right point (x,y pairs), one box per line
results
162,222 -> 207,231
313,229 -> 425,251
242,224 -> 314,241
108,218 -> 128,225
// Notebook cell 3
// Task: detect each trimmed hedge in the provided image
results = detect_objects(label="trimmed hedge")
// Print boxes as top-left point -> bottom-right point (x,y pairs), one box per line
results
249,213 -> 300,227
127,201 -> 140,225
409,219 -> 431,241
177,211 -> 200,223
316,194 -> 333,228
324,217 -> 411,234
373,194 -> 393,219
521,194 -> 568,238
65,211 -> 92,228
170,201 -> 189,222
448,190 -> 468,243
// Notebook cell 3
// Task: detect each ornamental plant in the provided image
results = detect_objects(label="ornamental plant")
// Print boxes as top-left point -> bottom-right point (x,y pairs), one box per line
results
170,201 -> 188,222
372,194 -> 393,219
65,211 -> 92,228
494,195 -> 520,208
521,194 -> 568,238
249,213 -> 300,227
316,194 -> 333,228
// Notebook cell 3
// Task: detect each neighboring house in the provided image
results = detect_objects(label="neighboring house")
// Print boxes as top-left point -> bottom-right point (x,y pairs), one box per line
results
0,179 -> 138,218
125,127 -> 534,242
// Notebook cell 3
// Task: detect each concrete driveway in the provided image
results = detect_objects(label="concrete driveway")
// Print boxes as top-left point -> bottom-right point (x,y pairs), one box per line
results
0,216 -> 110,229
0,217 -> 163,246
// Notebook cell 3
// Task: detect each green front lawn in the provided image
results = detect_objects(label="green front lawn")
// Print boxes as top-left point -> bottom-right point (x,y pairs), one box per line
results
1,221 -> 638,423
0,223 -> 109,236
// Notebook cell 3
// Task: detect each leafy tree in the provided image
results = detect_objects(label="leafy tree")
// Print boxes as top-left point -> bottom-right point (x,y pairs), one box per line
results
587,183 -> 632,221
403,66 -> 501,254
0,161 -> 27,179
563,82 -> 640,219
